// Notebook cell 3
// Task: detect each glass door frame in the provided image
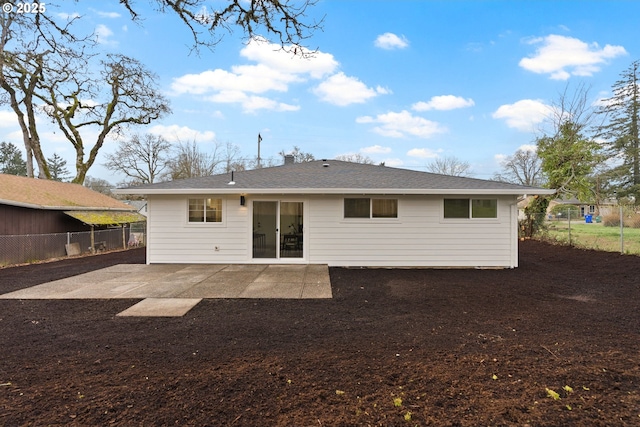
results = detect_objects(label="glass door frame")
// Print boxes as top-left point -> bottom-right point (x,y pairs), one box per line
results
250,198 -> 307,262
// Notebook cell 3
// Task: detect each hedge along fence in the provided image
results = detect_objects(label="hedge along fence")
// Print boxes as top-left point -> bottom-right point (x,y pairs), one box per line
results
602,211 -> 640,228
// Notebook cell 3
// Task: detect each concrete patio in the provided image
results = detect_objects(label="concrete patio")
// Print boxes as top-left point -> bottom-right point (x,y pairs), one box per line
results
0,264 -> 332,317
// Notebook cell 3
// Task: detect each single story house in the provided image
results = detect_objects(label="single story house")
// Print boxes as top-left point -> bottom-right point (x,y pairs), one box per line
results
0,173 -> 145,236
116,159 -> 555,268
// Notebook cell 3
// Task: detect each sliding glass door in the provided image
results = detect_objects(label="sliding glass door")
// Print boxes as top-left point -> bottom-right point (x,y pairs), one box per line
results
252,201 -> 303,259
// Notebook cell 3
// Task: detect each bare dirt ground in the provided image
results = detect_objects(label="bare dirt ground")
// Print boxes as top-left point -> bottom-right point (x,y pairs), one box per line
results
1,241 -> 639,426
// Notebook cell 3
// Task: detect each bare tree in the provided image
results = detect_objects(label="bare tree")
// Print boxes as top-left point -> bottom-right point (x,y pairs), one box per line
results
165,139 -> 242,179
83,176 -> 114,196
220,141 -> 243,173
278,145 -> 315,163
103,134 -> 172,185
426,156 -> 472,177
167,140 -> 219,180
39,54 -> 170,184
0,6 -> 92,178
493,148 -> 545,187
2,1 -> 318,182
334,153 -> 375,164
120,0 -> 323,54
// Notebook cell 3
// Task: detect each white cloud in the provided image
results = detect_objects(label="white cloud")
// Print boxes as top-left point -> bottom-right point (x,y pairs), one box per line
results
356,110 -> 446,139
240,37 -> 338,79
374,33 -> 409,50
93,10 -> 121,18
95,24 -> 116,46
519,34 -> 627,80
172,65 -> 295,96
361,145 -> 392,154
57,12 -> 80,20
519,144 -> 537,152
207,91 -> 299,113
492,99 -> 551,132
148,124 -> 215,142
407,148 -> 441,159
494,153 -> 508,163
382,158 -> 404,167
0,110 -> 17,127
171,37 -> 338,112
313,72 -> 386,106
412,95 -> 475,111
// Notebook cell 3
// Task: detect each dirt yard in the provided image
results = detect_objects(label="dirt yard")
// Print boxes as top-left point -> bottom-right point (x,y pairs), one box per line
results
1,241 -> 639,426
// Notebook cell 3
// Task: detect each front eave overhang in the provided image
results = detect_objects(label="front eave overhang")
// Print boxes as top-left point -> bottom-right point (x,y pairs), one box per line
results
114,187 -> 557,196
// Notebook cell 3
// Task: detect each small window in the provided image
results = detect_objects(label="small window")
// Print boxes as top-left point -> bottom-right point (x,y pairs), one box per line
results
188,198 -> 222,223
372,199 -> 398,218
472,199 -> 497,218
444,198 -> 497,219
444,199 -> 470,218
344,198 -> 398,219
344,198 -> 370,218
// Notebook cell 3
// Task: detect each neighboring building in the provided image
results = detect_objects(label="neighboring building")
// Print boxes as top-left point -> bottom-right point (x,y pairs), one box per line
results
116,160 -> 554,268
548,196 -> 617,218
0,174 -> 144,236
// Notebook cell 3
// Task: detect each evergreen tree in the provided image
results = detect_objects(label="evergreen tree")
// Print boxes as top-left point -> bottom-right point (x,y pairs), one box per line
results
597,59 -> 640,202
47,153 -> 71,182
0,142 -> 27,176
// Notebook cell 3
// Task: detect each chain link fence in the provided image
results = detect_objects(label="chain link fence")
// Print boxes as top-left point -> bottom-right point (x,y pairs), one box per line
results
520,206 -> 640,255
0,224 -> 146,267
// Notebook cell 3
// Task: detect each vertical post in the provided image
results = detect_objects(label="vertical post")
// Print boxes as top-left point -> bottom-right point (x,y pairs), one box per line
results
122,225 -> 126,250
67,232 -> 70,245
257,133 -> 262,168
620,204 -> 624,254
567,207 -> 572,246
90,225 -> 95,254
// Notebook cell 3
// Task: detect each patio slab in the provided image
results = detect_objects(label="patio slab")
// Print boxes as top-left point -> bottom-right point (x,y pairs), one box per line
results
116,298 -> 202,317
0,263 -> 332,315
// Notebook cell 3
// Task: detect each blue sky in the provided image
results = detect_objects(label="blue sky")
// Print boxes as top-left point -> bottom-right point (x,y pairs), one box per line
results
1,1 -> 639,183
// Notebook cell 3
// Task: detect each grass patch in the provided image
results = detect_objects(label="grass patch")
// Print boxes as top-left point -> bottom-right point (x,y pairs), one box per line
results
544,221 -> 640,255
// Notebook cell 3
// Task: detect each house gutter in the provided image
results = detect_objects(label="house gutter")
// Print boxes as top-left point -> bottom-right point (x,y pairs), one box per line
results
114,188 -> 557,196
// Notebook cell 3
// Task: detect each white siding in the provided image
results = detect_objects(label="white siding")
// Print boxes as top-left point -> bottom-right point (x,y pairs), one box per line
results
146,193 -> 520,267
307,194 -> 518,268
147,194 -> 249,264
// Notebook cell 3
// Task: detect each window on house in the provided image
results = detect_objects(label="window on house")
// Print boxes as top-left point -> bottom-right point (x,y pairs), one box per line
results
344,198 -> 398,218
472,199 -> 498,218
444,198 -> 497,219
373,199 -> 398,218
443,199 -> 470,218
188,198 -> 222,223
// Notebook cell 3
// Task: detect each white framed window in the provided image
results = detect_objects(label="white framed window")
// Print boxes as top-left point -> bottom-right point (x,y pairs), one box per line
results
188,198 -> 223,223
344,198 -> 398,219
444,198 -> 497,219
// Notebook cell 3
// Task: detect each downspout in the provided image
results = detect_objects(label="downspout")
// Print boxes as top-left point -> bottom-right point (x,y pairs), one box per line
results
90,225 -> 95,254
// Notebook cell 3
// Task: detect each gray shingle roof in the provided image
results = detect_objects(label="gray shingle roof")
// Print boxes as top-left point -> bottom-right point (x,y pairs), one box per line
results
117,160 -> 555,195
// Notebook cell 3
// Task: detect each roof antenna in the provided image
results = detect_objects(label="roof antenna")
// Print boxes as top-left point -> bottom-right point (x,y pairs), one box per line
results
228,170 -> 236,185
